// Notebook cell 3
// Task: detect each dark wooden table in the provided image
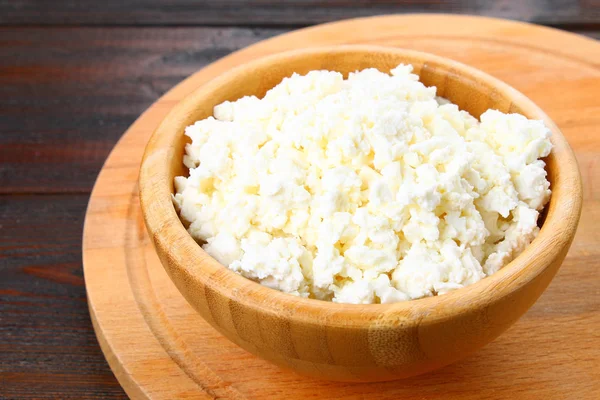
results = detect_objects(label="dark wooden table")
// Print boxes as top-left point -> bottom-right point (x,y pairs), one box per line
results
0,1 -> 598,399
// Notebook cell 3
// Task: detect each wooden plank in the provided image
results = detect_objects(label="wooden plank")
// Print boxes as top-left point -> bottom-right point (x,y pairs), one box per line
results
0,27 -> 281,194
0,194 -> 127,399
0,0 -> 598,27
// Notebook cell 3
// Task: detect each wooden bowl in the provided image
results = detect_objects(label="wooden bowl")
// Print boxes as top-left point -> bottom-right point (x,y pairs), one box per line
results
139,46 -> 582,382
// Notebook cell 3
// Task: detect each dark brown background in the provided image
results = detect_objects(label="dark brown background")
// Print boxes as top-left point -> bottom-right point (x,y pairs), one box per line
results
0,1 -> 598,399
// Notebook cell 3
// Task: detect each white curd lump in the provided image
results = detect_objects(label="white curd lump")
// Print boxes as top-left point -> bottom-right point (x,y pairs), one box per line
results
173,64 -> 552,304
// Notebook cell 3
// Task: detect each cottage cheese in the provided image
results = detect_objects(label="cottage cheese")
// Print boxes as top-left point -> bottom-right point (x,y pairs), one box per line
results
173,65 -> 552,304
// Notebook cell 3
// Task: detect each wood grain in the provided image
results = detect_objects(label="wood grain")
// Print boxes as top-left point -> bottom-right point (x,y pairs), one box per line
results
0,27 -> 280,194
0,195 -> 127,399
84,15 -> 599,398
0,0 -> 598,28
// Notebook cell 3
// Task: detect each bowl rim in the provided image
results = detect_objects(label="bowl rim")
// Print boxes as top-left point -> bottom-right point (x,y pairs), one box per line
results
139,45 -> 582,328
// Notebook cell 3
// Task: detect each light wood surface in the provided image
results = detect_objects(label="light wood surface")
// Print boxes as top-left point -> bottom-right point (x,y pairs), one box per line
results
138,45 -> 581,382
83,14 -> 600,399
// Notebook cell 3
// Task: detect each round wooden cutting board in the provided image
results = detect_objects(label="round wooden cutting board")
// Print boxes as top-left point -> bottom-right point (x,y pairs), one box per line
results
83,14 -> 600,400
